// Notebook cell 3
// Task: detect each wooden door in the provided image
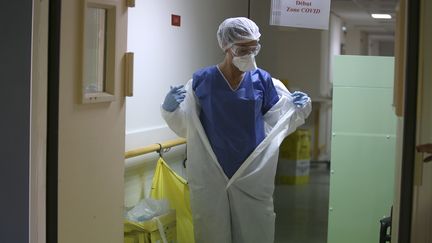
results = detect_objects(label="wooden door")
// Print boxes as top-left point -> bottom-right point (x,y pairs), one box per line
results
57,0 -> 129,242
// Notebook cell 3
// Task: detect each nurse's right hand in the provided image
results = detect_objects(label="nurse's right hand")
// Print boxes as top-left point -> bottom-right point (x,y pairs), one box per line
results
162,85 -> 186,112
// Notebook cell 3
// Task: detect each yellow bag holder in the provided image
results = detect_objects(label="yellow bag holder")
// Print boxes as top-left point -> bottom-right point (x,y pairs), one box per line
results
150,158 -> 195,243
124,158 -> 194,243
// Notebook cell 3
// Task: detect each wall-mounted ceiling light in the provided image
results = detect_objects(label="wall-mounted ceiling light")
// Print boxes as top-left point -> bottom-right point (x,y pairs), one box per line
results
371,14 -> 392,19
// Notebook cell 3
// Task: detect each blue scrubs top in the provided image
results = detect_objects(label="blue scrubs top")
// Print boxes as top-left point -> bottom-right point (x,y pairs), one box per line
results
192,66 -> 279,178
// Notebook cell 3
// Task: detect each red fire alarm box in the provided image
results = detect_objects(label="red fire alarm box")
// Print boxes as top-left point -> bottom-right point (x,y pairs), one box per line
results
171,14 -> 181,27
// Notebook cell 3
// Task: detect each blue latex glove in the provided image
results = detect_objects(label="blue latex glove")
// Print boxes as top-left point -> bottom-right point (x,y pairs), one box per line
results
162,85 -> 186,112
291,91 -> 310,108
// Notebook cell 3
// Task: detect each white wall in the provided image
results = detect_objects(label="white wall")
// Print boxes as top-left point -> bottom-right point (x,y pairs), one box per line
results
328,14 -> 343,86
125,0 -> 248,207
126,0 -> 247,151
315,12 -> 343,100
320,14 -> 343,161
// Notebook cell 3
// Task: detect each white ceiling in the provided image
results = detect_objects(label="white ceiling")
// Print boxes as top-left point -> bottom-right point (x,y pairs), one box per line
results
331,0 -> 398,34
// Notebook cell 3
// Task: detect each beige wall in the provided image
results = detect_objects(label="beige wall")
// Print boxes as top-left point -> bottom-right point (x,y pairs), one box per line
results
250,0 -> 325,99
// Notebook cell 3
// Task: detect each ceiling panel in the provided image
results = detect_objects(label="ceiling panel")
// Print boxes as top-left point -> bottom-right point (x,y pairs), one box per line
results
331,0 -> 398,34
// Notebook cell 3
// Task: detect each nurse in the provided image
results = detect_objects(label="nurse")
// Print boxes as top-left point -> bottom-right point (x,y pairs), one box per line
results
161,17 -> 311,243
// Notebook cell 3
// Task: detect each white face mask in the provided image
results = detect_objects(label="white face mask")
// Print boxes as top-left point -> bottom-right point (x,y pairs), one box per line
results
232,54 -> 257,72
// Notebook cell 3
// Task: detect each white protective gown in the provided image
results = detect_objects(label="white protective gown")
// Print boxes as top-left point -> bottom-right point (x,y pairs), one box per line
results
161,78 -> 311,243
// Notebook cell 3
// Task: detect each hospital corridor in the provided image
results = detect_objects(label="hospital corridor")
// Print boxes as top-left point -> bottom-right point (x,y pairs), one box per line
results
3,0 -> 432,243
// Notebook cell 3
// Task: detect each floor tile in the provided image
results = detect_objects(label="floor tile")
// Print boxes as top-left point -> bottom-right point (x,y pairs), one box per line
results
274,163 -> 330,243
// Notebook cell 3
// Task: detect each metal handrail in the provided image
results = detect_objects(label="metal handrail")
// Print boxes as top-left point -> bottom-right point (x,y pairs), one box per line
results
124,138 -> 186,159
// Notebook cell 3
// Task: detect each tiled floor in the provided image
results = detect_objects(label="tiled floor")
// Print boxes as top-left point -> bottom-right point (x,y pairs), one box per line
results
274,163 -> 330,243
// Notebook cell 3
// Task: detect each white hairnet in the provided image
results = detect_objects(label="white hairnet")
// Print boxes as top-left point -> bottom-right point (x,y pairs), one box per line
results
217,17 -> 261,51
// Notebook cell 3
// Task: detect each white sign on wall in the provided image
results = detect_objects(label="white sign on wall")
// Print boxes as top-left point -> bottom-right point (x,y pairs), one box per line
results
270,0 -> 331,30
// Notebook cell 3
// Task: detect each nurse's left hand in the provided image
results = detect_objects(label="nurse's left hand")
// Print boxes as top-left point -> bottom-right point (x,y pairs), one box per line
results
291,91 -> 310,108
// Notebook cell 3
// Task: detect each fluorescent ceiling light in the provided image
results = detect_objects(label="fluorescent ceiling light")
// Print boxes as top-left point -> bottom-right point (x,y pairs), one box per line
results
371,14 -> 392,19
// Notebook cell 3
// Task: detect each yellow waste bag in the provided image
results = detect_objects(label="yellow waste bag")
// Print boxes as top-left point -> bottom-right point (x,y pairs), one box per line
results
150,158 -> 195,243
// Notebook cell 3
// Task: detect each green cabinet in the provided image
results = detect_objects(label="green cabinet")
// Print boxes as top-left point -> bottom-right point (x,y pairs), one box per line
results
328,56 -> 397,243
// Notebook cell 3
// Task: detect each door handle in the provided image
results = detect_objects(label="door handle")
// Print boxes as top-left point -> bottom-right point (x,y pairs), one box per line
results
124,52 -> 134,97
379,216 -> 391,243
126,0 -> 135,7
416,143 -> 432,163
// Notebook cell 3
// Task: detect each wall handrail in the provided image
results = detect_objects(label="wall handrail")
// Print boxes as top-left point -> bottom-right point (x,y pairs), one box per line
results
124,138 -> 186,159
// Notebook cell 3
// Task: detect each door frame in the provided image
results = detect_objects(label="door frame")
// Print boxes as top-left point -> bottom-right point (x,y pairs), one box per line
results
40,0 -> 422,242
398,0 -> 420,242
46,0 -> 61,242
30,0 -> 50,242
